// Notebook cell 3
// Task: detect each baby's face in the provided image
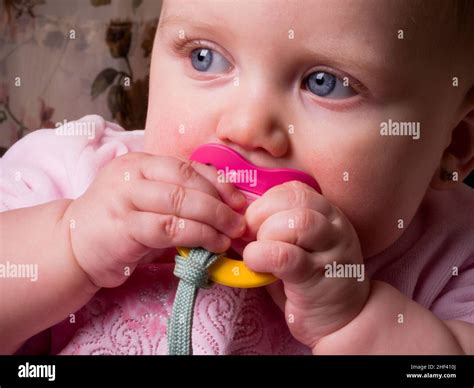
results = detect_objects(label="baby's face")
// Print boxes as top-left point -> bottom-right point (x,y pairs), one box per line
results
145,0 -> 461,257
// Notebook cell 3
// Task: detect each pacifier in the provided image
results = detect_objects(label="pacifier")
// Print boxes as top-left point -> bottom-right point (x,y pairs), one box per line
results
176,143 -> 321,288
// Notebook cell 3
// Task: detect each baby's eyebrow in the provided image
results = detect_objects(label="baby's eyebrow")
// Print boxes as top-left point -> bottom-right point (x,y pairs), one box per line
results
300,44 -> 386,83
159,14 -> 235,40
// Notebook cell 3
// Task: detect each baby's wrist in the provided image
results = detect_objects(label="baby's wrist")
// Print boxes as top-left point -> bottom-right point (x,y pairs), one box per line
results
59,199 -> 101,295
311,279 -> 373,354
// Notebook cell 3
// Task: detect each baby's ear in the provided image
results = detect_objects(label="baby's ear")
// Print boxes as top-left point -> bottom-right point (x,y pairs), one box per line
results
431,87 -> 474,190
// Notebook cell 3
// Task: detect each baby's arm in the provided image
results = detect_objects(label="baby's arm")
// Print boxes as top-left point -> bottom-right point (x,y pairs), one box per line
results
312,281 -> 473,354
243,181 -> 473,354
1,151 -> 246,354
0,199 -> 99,354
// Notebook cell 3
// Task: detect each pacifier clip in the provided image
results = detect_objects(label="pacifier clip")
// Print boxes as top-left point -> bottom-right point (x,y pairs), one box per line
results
167,247 -> 219,355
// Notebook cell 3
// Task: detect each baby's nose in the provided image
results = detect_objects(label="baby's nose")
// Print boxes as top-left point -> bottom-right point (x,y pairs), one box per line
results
216,93 -> 289,157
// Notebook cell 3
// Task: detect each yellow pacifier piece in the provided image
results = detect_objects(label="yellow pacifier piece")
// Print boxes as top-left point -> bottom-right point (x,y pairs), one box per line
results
176,246 -> 276,288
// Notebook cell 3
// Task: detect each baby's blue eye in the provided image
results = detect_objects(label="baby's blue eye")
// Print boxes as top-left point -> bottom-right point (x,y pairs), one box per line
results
305,71 -> 355,99
190,48 -> 231,73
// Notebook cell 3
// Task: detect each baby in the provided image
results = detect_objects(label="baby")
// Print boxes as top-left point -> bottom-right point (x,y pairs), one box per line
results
0,0 -> 473,355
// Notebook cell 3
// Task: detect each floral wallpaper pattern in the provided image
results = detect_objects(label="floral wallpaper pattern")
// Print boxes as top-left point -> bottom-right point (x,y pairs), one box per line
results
0,0 -> 161,155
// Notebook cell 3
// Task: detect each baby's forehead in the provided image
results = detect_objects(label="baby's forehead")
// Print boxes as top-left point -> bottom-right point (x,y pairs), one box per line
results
163,1 -> 399,39
161,1 -> 427,56
160,0 -> 446,41
160,0 -> 471,73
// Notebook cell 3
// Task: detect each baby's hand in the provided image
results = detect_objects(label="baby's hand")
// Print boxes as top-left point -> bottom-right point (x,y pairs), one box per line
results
63,153 -> 246,288
243,181 -> 370,349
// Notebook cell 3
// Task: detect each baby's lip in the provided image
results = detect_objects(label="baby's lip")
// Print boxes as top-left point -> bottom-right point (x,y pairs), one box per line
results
190,143 -> 322,195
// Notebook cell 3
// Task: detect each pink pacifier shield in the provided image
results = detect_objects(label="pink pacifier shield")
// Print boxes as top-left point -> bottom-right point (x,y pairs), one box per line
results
190,143 -> 321,196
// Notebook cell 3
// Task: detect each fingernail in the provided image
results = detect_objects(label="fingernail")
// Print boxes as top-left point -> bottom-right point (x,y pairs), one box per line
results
232,190 -> 245,204
232,215 -> 245,232
218,235 -> 230,252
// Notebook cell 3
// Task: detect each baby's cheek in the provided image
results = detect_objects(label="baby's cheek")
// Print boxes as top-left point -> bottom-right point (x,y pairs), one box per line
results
144,110 -> 207,158
306,141 -> 424,257
326,165 -> 424,257
341,189 -> 413,258
144,83 -> 217,157
144,116 -> 181,156
145,58 -> 206,156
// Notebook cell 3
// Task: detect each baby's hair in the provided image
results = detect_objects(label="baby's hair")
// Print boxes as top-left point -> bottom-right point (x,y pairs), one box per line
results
415,0 -> 474,41
447,0 -> 474,75
408,0 -> 474,77
454,0 -> 474,51
454,0 -> 474,30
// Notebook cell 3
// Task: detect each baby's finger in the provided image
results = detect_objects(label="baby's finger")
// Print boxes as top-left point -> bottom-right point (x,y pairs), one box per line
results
139,155 -> 220,199
140,155 -> 245,210
126,210 -> 231,253
245,181 -> 334,238
190,161 -> 247,210
130,179 -> 245,239
243,240 -> 315,284
256,208 -> 337,252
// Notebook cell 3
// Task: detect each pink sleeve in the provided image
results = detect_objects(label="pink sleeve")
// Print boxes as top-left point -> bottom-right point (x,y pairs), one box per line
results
1,115 -> 144,354
430,254 -> 474,324
0,115 -> 144,212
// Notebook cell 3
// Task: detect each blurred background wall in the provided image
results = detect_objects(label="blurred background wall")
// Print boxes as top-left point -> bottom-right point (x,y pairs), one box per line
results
0,0 -> 162,155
